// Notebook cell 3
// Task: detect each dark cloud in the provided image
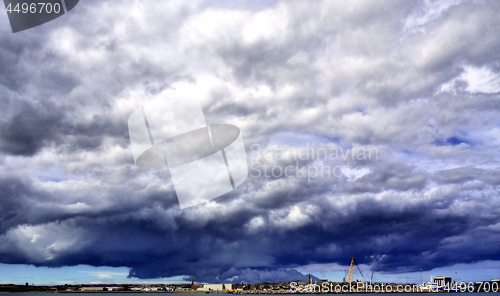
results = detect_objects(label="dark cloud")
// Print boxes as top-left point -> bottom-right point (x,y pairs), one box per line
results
0,99 -> 130,155
0,166 -> 498,282
0,100 -> 63,155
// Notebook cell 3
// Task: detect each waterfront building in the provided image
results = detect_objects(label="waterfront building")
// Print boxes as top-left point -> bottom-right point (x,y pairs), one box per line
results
432,276 -> 453,287
80,287 -> 104,291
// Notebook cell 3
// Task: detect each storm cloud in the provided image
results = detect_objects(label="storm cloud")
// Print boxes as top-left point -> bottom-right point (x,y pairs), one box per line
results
0,0 -> 499,283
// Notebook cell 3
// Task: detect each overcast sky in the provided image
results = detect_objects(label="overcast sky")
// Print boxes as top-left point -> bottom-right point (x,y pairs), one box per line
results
0,0 -> 500,285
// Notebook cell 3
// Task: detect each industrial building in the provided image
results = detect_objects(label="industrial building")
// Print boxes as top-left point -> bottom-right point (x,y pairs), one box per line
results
106,287 -> 125,291
80,287 -> 104,291
198,283 -> 239,292
432,276 -> 453,287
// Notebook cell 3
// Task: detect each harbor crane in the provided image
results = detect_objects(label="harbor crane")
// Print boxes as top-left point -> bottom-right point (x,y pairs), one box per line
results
347,257 -> 367,284
370,262 -> 377,284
